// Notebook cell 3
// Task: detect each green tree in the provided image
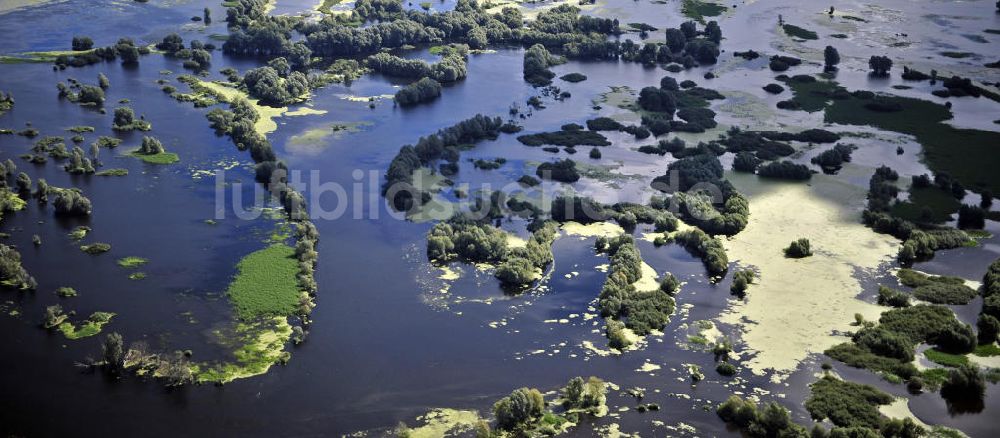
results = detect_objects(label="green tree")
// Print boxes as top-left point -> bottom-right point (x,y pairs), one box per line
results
103,332 -> 125,373
824,46 -> 840,71
72,36 -> 94,51
493,387 -> 544,430
869,55 -> 892,76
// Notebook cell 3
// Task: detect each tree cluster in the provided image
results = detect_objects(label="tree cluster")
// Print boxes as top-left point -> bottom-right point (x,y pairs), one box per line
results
0,244 -> 36,290
394,77 -> 442,106
367,50 -> 467,82
595,235 -> 676,339
383,114 -> 504,211
535,159 -> 579,183
757,160 -> 813,180
55,37 -> 147,68
674,228 -> 728,277
242,66 -> 309,106
111,106 -> 151,131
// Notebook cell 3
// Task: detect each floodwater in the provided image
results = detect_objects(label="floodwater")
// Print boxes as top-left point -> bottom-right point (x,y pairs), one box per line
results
0,0 -> 998,436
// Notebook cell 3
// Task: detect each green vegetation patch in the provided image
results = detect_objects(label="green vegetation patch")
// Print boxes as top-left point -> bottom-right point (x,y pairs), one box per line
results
920,368 -> 950,388
682,0 -> 727,23
226,244 -> 301,320
939,51 -> 975,59
780,75 -> 848,113
782,24 -> 818,40
130,151 -> 180,164
825,93 -> 1000,193
316,0 -> 345,14
117,257 -> 148,268
517,130 -> 610,147
192,316 -> 293,384
890,187 -> 960,223
974,344 -> 1000,357
56,287 -> 77,298
128,272 -> 146,280
805,375 -> 893,428
95,168 -> 128,176
559,73 -> 587,83
68,226 -> 91,241
80,243 -> 111,254
825,342 -> 916,379
924,348 -> 969,367
66,126 -> 95,133
912,282 -> 977,305
57,312 -> 115,340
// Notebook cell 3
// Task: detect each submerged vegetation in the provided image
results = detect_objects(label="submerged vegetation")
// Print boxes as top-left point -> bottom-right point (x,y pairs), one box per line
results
226,244 -> 302,321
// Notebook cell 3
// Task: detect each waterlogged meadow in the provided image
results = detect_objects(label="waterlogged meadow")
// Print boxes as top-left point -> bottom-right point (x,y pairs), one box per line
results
0,0 -> 999,436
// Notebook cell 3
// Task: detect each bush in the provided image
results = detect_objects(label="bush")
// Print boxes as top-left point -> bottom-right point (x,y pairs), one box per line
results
941,364 -> 985,401
562,376 -> 606,410
675,228 -> 728,276
877,286 -> 910,307
0,244 -> 35,290
493,387 -> 545,430
523,44 -> 558,86
586,117 -> 624,131
805,375 -> 893,429
394,77 -> 442,106
606,319 -> 632,350
717,396 -> 808,437
81,243 -> 111,254
811,144 -> 856,173
652,153 -> 723,192
758,160 -> 813,180
852,327 -> 914,361
732,152 -> 761,172
977,314 -> 999,345
957,205 -> 986,229
716,362 -> 737,376
72,36 -> 94,51
912,282 -> 977,305
536,159 -> 579,183
111,106 -> 150,131
53,189 -> 92,216
517,130 -> 610,147
730,269 -> 754,297
784,238 -> 812,258
77,85 -> 105,106
763,83 -> 784,94
638,86 -> 676,114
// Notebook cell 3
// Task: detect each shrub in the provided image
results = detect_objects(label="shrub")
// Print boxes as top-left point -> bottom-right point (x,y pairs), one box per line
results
394,77 -> 442,106
784,238 -> 812,258
940,364 -> 985,401
638,86 -> 676,114
493,387 -> 545,430
912,282 -> 977,305
732,152 -> 761,172
805,375 -> 893,429
536,159 -> 579,183
730,269 -> 754,297
716,362 -> 737,376
876,286 -> 910,307
758,160 -> 813,180
675,228 -> 728,276
523,44 -> 558,86
80,243 -> 111,254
